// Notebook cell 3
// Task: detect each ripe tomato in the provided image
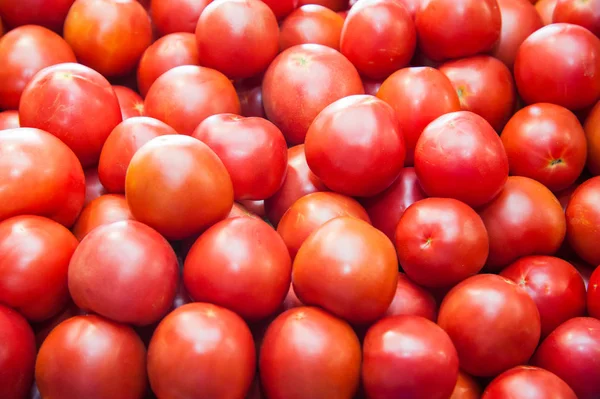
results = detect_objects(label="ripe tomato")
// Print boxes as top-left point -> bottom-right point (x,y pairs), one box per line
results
228,202 -> 261,220
36,315 -> 147,399
305,95 -> 405,197
72,194 -> 135,241
298,0 -> 348,10
235,77 -> 266,118
553,0 -> 600,37
280,5 -> 344,51
0,110 -> 19,130
32,300 -> 83,348
0,25 -> 76,110
84,168 -> 107,206
260,307 -> 361,399
536,0 -> 557,25
588,267 -> 600,318
362,316 -> 459,399
362,78 -> 383,96
515,23 -> 600,110
262,0 -> 297,18
262,44 -> 364,145
0,0 -> 74,32
383,272 -> 437,321
566,176 -> 600,264
482,366 -> 577,399
19,63 -> 123,168
148,303 -> 256,399
585,101 -> 600,175
112,86 -> 144,120
277,191 -> 371,259
0,128 -> 85,227
144,65 -> 240,135
438,274 -> 541,377
293,217 -> 398,324
450,371 -> 481,399
151,0 -> 212,35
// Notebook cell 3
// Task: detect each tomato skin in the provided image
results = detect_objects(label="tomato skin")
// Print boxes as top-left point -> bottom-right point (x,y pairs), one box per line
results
36,315 -> 147,399
144,65 -> 240,135
151,0 -> 211,35
280,5 -> 344,51
566,176 -> 600,265
515,23 -> 600,111
0,110 -> 19,130
0,0 -> 74,31
482,366 -> 577,399
235,77 -> 267,118
262,44 -> 364,145
585,101 -> 600,175
148,303 -> 256,399
536,0 -> 557,25
84,168 -> 107,206
298,0 -> 348,11
553,0 -> 600,37
0,25 -> 76,110
450,371 -> 481,399
588,267 -> 600,318
362,315 -> 459,399
262,0 -> 297,18
33,301 -> 83,348
112,86 -> 144,120
305,95 -> 405,197
260,307 -> 361,399
383,272 -> 437,321
533,317 -> 600,399
228,202 -> 261,220
72,194 -> 135,241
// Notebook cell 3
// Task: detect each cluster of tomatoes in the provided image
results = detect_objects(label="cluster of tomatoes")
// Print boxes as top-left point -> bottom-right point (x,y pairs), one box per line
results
1,0 -> 600,398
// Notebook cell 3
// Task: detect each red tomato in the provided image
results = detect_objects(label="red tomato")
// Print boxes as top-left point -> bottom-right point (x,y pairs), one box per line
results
32,301 -> 83,348
438,274 -> 541,377
0,128 -> 85,227
144,65 -> 240,135
341,0 -> 416,79
415,0 -> 501,61
63,0 -> 152,77
480,176 -> 566,270
238,199 -> 266,218
126,135 -> 234,240
439,56 -> 516,132
112,86 -> 144,120
536,0 -> 557,25
363,315 -> 459,399
362,78 -> 383,96
0,25 -> 76,110
298,0 -> 348,10
151,0 -> 212,35
585,101 -> 600,175
293,217 -> 398,324
482,366 -> 577,399
192,114 -> 288,200
98,116 -> 177,193
553,0 -> 600,37
0,110 -> 19,130
515,23 -> 600,110
235,77 -> 266,118
84,168 -> 107,206
588,267 -> 600,318
450,371 -> 482,399
69,220 -> 179,325
228,202 -> 261,220
262,44 -> 364,145
0,16 -> 3,37
281,284 -> 305,311
566,176 -> 600,264
383,272 -> 437,321
260,307 -> 361,399
305,95 -> 405,197
72,194 -> 135,241
19,63 -> 123,168
262,0 -> 297,19
137,32 -> 200,97
533,317 -> 600,399
0,0 -> 75,31
280,5 -> 344,51
36,315 -> 147,399
414,111 -> 509,207
395,198 -> 489,288
277,191 -> 371,259
501,103 -> 587,192
148,303 -> 256,399
377,67 -> 461,165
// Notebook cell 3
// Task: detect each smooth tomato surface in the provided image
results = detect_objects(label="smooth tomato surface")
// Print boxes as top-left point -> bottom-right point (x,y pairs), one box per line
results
585,100 -> 600,175
84,168 -> 107,206
151,0 -> 212,35
0,0 -> 74,31
553,0 -> 600,37
588,267 -> 600,318
536,0 -> 557,25
235,76 -> 266,118
383,272 -> 437,321
298,0 -> 348,11
0,110 -> 19,130
280,5 -> 344,51
450,371 -> 482,399
71,194 -> 135,241
112,86 -> 144,120
566,176 -> 600,264
482,366 -> 577,399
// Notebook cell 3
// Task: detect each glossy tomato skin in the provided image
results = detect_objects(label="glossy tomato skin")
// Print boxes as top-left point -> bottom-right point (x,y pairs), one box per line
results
585,101 -> 600,175
277,192 -> 370,259
144,65 -> 240,135
148,303 -> 256,399
98,116 -> 177,193
537,0 -> 556,25
533,317 -> 600,399
84,168 -> 107,206
0,25 -> 76,110
414,111 -> 509,207
480,176 -> 566,270
71,194 -> 135,241
377,67 -> 461,165
566,176 -> 600,264
262,44 -> 364,145
383,272 -> 437,321
260,307 -> 361,399
362,316 -> 459,399
0,0 -> 74,31
0,110 -> 19,130
515,23 -> 600,110
280,5 -> 344,51
151,0 -> 212,35
235,77 -> 266,118
588,267 -> 600,318
36,315 -> 147,399
553,0 -> 600,37
262,0 -> 296,19
293,217 -> 398,324
482,366 -> 577,399
112,86 -> 144,120
450,371 -> 482,399
298,0 -> 348,10
305,95 -> 405,197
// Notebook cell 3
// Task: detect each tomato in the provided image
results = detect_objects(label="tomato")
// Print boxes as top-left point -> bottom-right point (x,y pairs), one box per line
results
572,260 -> 594,290
262,0 -> 296,19
264,145 -> 328,226
228,202 -> 261,219
144,65 -> 240,135
0,25 -> 76,110
148,303 -> 255,399
280,5 -> 344,51
36,315 -> 147,399
281,285 -> 305,311
151,0 -> 212,35
482,366 -> 577,399
0,0 -> 74,32
298,0 -> 348,11
137,32 -> 200,98
414,111 -> 508,207
377,67 -> 461,165
515,23 -> 600,110
32,300 -> 83,348
84,168 -> 107,206
362,315 -> 459,399
262,44 -> 364,145
533,317 -> 600,399
293,217 -> 398,324
588,267 -> 600,318
0,128 -> 85,227
439,56 -> 516,132
480,176 -> 566,270
585,101 -> 600,175
238,199 -> 266,218
415,0 -> 501,61
341,0 -> 416,79
383,272 -> 437,321
260,307 -> 361,399
19,63 -> 123,168
362,78 -> 383,96
305,95 -> 405,197
553,0 -> 600,37
438,274 -> 541,377
566,176 -> 600,264
0,110 -> 19,130
193,114 -> 288,200
98,116 -> 177,194
112,86 -> 144,120
235,77 -> 266,118
277,191 -> 371,259
536,0 -> 557,25
72,194 -> 135,241
450,371 -> 481,399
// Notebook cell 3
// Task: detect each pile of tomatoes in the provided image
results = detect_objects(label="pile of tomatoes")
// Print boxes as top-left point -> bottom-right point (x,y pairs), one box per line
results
1,0 -> 600,398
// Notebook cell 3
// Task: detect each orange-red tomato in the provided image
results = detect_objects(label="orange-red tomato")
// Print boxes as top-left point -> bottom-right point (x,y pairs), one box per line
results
566,176 -> 600,265
298,0 -> 348,11
280,5 -> 344,51
262,0 -> 296,19
553,0 -> 600,37
151,0 -> 212,35
83,168 -> 107,206
536,0 -> 557,25
383,272 -> 437,321
585,101 -> 600,175
0,110 -> 19,130
482,366 -> 576,399
0,0 -> 74,31
71,194 -> 135,241
112,86 -> 144,120
450,371 -> 482,399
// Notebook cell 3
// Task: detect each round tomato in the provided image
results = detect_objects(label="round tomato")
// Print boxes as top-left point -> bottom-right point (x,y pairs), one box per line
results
280,5 -> 344,51
482,366 -> 577,399
72,194 -> 135,241
566,176 -> 600,264
262,0 -> 296,19
84,168 -> 107,206
150,0 -> 212,35
383,272 -> 437,321
0,0 -> 74,31
450,371 -> 482,399
585,101 -> 600,175
32,300 -> 83,349
553,0 -> 600,37
235,77 -> 267,118
537,0 -> 557,25
588,267 -> 600,318
298,0 -> 348,10
112,86 -> 144,120
0,110 -> 19,130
